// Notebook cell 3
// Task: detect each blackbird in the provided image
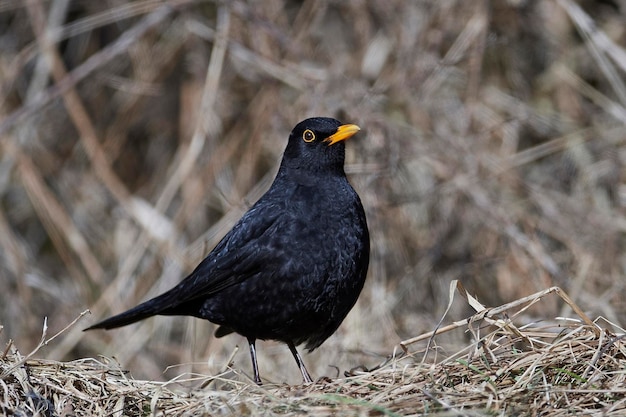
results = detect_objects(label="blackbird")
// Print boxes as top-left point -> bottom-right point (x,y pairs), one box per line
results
85,117 -> 370,384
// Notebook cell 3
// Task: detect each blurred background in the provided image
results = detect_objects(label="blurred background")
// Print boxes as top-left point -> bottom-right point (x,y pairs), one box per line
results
1,0 -> 625,384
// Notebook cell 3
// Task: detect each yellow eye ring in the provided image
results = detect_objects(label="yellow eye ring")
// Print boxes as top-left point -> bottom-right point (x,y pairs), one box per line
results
303,129 -> 315,142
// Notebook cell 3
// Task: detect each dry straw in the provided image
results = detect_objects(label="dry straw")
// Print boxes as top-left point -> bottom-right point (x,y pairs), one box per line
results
2,284 -> 625,416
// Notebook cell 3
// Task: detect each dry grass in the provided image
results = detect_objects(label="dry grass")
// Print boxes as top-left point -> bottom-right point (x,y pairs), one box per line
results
2,285 -> 626,416
1,0 -> 626,414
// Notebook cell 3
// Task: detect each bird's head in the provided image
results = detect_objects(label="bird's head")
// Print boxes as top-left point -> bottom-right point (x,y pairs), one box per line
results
281,117 -> 361,175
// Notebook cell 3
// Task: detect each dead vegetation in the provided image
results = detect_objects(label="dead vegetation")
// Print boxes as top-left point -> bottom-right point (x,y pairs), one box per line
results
2,284 -> 626,416
1,0 -> 626,414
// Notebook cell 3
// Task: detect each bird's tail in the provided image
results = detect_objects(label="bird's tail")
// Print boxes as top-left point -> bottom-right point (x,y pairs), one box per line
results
84,290 -> 181,331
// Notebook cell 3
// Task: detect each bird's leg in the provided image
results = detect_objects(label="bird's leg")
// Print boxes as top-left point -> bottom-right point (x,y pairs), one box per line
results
247,337 -> 262,385
287,341 -> 313,384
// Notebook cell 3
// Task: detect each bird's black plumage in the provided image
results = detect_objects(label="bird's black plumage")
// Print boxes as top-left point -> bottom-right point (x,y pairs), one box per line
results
85,117 -> 370,384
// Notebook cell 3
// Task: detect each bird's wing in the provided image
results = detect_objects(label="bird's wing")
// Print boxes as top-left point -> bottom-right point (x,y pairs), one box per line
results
84,204 -> 283,331
167,201 -> 284,303
85,194 -> 295,331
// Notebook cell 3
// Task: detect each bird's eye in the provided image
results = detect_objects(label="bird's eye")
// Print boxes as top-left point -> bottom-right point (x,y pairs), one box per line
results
302,129 -> 315,143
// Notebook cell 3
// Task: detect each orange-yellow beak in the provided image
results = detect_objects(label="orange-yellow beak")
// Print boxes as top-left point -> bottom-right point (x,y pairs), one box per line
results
324,124 -> 361,146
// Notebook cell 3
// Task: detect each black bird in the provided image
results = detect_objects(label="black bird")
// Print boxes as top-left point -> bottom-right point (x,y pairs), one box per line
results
86,117 -> 370,384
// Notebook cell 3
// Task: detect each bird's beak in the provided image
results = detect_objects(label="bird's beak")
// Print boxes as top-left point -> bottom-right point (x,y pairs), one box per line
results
325,124 -> 361,146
